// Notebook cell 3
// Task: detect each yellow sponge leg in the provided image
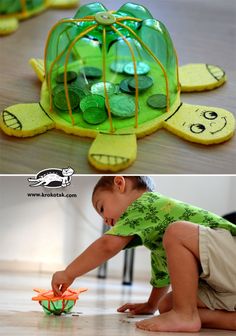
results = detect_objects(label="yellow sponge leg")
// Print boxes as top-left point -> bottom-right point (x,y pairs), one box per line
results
0,103 -> 55,137
0,17 -> 19,35
88,133 -> 137,172
179,64 -> 226,92
163,102 -> 235,145
29,58 -> 45,82
49,0 -> 79,8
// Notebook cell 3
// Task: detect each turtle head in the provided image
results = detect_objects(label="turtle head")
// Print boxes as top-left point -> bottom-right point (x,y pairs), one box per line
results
163,103 -> 235,144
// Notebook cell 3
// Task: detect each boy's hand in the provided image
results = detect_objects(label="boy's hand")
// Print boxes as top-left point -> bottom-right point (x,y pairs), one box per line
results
117,302 -> 157,315
51,270 -> 74,296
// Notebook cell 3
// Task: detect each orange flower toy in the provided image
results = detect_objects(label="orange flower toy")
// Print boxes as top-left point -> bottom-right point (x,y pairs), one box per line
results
32,287 -> 87,315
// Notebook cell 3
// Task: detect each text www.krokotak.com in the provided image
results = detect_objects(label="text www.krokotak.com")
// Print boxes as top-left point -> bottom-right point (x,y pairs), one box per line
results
27,192 -> 77,198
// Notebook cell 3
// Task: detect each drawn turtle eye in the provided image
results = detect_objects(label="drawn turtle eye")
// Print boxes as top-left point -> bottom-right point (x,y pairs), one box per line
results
203,111 -> 218,120
190,123 -> 206,134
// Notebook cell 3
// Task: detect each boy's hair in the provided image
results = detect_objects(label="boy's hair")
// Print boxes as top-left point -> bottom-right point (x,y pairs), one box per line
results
93,176 -> 156,197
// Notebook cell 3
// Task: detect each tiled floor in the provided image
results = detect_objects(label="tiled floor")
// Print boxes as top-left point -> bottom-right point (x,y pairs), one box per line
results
0,272 -> 234,335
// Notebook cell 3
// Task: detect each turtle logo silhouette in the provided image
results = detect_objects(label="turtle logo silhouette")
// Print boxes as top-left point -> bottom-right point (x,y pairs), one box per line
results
28,167 -> 74,188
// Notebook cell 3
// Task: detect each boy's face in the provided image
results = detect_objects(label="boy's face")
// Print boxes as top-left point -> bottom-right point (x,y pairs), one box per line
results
92,177 -> 140,227
93,188 -> 131,227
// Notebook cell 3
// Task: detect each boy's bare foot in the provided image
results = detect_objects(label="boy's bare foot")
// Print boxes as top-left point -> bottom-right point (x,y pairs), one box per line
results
136,309 -> 201,332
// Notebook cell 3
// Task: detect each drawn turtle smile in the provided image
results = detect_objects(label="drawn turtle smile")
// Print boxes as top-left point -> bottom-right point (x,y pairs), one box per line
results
210,117 -> 227,134
179,109 -> 229,136
188,116 -> 228,135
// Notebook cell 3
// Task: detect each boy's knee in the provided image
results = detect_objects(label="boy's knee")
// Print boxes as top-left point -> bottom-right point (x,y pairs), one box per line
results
163,221 -> 200,256
163,221 -> 186,247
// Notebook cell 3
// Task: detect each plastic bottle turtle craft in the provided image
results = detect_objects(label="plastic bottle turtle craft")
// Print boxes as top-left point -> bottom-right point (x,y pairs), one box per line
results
32,288 -> 87,315
0,2 -> 235,171
0,0 -> 78,35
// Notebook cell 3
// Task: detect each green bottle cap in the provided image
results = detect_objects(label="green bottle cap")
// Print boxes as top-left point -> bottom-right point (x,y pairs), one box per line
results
95,12 -> 116,25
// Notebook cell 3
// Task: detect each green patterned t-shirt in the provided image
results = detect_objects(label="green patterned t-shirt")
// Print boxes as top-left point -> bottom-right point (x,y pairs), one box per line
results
105,192 -> 236,288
